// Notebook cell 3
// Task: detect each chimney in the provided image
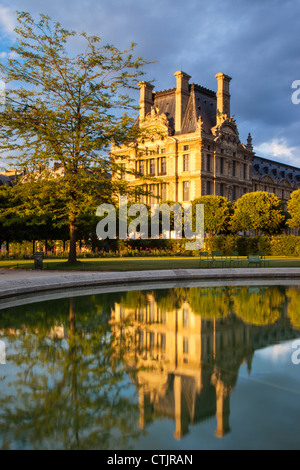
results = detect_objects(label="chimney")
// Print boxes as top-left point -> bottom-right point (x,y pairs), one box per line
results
215,73 -> 232,125
138,81 -> 154,120
174,71 -> 191,134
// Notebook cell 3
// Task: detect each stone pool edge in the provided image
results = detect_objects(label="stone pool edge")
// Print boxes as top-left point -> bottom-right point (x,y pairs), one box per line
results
1,267 -> 300,300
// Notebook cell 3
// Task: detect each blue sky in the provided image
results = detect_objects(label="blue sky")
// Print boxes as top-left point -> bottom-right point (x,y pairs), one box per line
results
0,0 -> 300,167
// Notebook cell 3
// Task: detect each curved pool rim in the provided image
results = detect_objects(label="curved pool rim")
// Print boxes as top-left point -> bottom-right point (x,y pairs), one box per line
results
1,267 -> 300,310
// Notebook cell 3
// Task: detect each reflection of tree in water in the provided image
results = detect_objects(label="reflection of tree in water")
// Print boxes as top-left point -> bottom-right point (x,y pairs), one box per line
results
231,286 -> 285,325
0,296 -> 140,450
287,287 -> 300,330
188,287 -> 230,319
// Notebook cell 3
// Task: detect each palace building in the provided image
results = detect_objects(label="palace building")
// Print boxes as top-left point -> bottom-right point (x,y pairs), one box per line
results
112,71 -> 300,203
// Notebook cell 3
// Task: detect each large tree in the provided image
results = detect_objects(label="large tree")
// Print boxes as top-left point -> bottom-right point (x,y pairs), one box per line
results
192,195 -> 232,236
0,12 -> 151,262
287,189 -> 300,228
230,191 -> 285,235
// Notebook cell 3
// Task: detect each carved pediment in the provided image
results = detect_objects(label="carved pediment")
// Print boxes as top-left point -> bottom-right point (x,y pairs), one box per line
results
212,118 -> 239,143
140,106 -> 172,136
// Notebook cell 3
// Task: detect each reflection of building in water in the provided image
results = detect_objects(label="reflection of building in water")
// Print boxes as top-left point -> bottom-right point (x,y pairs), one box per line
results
111,290 -> 298,440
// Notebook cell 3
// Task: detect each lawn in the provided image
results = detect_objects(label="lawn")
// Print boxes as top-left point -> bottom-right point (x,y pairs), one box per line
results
0,256 -> 300,271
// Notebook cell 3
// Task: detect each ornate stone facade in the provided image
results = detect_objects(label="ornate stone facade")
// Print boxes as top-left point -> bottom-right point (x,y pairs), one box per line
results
112,71 -> 300,203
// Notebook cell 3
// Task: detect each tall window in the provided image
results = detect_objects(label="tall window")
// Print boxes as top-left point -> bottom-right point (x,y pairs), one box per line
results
160,334 -> 166,350
232,160 -> 236,177
139,160 -> 145,175
150,184 -> 156,204
183,308 -> 189,328
243,163 -> 247,179
232,185 -> 236,200
161,183 -> 167,201
183,181 -> 190,201
183,154 -> 189,172
183,337 -> 189,354
150,158 -> 155,175
206,154 -> 211,172
220,157 -> 224,174
206,180 -> 211,195
220,183 -> 224,196
161,157 -> 166,175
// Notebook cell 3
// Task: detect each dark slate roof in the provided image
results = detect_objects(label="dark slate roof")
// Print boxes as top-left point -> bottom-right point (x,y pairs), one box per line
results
153,83 -> 217,135
252,155 -> 300,184
153,89 -> 176,132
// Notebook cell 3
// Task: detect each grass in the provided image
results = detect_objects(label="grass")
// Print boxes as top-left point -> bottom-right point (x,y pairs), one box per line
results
0,256 -> 300,271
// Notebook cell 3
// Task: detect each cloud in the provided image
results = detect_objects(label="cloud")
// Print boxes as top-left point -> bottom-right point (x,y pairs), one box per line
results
254,139 -> 300,166
0,5 -> 15,35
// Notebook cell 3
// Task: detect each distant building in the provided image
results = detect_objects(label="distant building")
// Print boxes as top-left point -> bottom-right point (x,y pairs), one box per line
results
112,71 -> 300,203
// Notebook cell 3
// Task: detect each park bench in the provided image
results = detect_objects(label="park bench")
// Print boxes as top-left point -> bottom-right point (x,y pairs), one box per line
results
229,251 -> 244,267
212,251 -> 228,268
248,254 -> 269,267
199,251 -> 214,268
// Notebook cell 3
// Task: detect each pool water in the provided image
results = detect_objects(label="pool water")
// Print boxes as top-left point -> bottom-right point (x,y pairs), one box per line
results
0,284 -> 299,450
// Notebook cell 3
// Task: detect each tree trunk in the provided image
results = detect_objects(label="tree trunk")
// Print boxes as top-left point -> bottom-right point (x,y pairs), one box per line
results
32,240 -> 35,255
68,221 -> 77,263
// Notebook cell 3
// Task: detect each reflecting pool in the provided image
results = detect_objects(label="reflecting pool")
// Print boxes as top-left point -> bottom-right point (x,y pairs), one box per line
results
0,284 -> 300,450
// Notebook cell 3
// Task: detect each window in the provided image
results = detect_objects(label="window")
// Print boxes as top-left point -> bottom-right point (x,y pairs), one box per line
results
183,154 -> 189,172
243,163 -> 247,179
139,331 -> 144,349
150,184 -> 156,204
161,148 -> 166,154
161,157 -> 166,175
150,158 -> 155,175
232,160 -> 236,177
232,185 -> 236,200
139,160 -> 145,175
220,157 -> 224,174
160,334 -> 166,350
220,183 -> 224,196
183,337 -> 189,354
149,150 -> 155,156
206,180 -> 211,195
183,308 -> 189,328
206,154 -> 211,172
183,181 -> 190,201
150,332 -> 155,349
161,183 -> 167,201
183,145 -> 189,151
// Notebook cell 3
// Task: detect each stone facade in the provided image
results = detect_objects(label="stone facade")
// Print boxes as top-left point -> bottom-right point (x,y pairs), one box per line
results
112,71 -> 300,204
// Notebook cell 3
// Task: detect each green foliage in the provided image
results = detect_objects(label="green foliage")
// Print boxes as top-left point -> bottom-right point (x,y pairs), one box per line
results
288,189 -> 300,228
231,286 -> 285,325
0,12 -> 152,262
192,195 -> 232,236
230,191 -> 285,234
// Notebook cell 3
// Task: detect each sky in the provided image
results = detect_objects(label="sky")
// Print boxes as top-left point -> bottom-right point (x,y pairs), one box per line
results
0,0 -> 300,168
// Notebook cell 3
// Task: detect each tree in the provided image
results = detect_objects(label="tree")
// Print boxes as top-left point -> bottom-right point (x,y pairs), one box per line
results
192,195 -> 231,236
230,191 -> 285,235
287,189 -> 300,228
0,12 -> 152,262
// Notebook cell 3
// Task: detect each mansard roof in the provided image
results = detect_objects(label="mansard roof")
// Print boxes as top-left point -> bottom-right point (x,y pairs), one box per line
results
152,83 -> 217,135
252,155 -> 300,184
